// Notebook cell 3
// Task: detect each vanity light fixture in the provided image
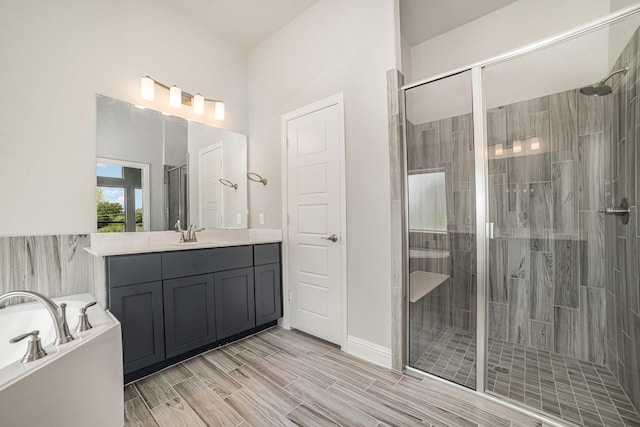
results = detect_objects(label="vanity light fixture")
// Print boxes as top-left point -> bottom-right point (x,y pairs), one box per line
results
140,76 -> 225,120
193,94 -> 205,115
494,143 -> 504,156
140,76 -> 155,101
530,137 -> 541,151
169,86 -> 182,108
513,140 -> 522,153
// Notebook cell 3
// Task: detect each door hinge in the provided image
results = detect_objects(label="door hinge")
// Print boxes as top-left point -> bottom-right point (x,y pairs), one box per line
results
288,289 -> 292,301
287,214 -> 290,225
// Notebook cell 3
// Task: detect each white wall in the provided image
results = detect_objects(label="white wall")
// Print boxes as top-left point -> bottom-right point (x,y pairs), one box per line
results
0,0 -> 248,236
248,0 -> 397,350
410,0 -> 611,81
405,0 -> 624,124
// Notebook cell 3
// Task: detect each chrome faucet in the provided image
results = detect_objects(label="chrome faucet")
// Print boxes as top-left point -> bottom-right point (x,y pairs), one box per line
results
0,291 -> 74,345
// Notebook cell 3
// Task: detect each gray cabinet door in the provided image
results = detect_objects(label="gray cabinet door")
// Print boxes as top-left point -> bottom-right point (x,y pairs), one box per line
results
214,267 -> 255,339
254,263 -> 282,326
163,274 -> 217,358
110,281 -> 165,374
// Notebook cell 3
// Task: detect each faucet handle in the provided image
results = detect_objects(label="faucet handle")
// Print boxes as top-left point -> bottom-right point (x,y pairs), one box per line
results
10,330 -> 48,363
75,301 -> 97,332
80,301 -> 97,314
10,330 -> 40,343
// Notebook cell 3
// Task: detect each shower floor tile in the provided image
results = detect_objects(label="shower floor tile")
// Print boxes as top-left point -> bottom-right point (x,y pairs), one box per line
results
412,328 -> 640,427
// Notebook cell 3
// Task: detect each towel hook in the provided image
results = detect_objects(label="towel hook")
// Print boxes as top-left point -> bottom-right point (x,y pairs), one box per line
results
247,172 -> 268,185
219,179 -> 238,190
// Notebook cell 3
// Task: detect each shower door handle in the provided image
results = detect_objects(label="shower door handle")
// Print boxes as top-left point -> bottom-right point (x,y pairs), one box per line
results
599,198 -> 630,224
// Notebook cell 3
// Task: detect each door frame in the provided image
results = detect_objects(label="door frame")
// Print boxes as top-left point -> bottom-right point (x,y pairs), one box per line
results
197,142 -> 223,229
280,92 -> 348,350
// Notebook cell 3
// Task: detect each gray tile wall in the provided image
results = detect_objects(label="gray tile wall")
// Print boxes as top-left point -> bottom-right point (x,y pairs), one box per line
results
603,28 -> 640,413
0,234 -> 94,304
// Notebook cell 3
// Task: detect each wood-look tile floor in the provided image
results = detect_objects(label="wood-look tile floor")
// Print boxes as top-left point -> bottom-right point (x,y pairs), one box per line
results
124,327 -> 549,427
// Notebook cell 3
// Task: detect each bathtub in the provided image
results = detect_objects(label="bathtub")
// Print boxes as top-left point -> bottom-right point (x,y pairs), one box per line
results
0,293 -> 124,427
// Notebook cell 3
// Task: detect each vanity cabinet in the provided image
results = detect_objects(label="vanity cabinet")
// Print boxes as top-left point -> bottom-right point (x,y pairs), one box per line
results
107,253 -> 165,374
214,267 -> 255,339
254,263 -> 282,326
106,243 -> 282,379
109,281 -> 165,374
253,243 -> 282,326
163,274 -> 217,358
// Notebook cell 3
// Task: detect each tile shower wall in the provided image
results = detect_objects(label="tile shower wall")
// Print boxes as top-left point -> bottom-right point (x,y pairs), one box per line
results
0,235 -> 93,303
407,113 -> 477,365
603,28 -> 640,413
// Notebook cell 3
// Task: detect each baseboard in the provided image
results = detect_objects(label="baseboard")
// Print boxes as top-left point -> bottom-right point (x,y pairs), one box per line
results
346,335 -> 392,369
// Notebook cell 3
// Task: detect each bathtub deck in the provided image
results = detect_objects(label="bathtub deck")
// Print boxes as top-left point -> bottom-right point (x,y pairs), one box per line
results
124,326 -> 547,427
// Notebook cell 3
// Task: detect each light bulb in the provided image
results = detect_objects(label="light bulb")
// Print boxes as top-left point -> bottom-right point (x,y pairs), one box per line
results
530,137 -> 540,151
214,101 -> 225,120
513,140 -> 522,153
141,76 -> 154,101
193,94 -> 205,115
169,86 -> 182,108
494,143 -> 504,156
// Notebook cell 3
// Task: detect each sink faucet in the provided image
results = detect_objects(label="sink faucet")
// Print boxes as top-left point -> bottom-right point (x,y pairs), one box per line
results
0,291 -> 74,345
179,224 -> 204,243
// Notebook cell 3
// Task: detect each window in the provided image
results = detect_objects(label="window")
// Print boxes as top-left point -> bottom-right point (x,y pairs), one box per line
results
97,162 -> 144,233
408,170 -> 447,232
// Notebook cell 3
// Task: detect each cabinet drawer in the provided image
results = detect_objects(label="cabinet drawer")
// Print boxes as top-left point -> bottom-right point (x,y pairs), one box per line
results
107,253 -> 162,288
253,243 -> 280,266
162,245 -> 253,279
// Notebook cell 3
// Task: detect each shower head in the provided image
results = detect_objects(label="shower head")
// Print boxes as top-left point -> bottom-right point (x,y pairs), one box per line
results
579,84 -> 612,96
579,66 -> 628,96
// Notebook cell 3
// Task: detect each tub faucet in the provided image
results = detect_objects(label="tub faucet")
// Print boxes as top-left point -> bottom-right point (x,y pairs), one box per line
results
0,291 -> 74,345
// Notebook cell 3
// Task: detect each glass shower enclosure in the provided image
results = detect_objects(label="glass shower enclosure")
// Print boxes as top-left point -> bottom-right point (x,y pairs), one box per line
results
404,7 -> 640,427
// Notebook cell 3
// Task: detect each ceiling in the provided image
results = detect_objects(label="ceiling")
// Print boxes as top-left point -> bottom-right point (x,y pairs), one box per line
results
162,0 -> 319,50
399,0 -> 517,46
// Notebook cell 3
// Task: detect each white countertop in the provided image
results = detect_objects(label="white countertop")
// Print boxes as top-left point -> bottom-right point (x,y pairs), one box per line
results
84,229 -> 282,257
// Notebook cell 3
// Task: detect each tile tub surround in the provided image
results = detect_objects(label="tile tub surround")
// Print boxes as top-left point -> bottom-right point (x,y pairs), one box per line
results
412,328 -> 640,427
0,234 -> 93,302
123,326 -> 550,427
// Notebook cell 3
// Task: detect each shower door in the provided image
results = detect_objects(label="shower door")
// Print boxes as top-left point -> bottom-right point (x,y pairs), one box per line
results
482,15 -> 640,426
405,70 -> 478,389
404,8 -> 640,426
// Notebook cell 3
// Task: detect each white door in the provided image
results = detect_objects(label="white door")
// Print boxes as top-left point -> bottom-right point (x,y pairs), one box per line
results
199,143 -> 223,229
286,100 -> 344,345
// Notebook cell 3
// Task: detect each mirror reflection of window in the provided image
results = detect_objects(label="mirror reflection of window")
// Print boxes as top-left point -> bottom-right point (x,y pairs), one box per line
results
97,161 -> 148,233
408,170 -> 447,232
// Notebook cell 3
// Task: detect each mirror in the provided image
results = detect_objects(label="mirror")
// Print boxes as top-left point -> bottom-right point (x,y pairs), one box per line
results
96,95 -> 248,232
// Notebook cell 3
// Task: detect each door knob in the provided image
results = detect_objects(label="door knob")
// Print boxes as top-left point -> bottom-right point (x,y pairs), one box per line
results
321,234 -> 338,242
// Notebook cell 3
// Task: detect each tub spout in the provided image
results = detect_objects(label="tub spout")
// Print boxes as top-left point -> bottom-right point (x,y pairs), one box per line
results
0,291 -> 74,345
